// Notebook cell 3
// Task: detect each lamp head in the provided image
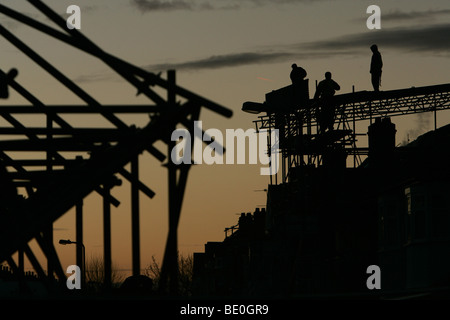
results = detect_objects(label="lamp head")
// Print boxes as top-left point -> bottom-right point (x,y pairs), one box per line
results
242,101 -> 267,114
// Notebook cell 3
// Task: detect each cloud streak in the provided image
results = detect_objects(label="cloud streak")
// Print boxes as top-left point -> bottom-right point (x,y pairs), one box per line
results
131,0 -> 192,12
145,52 -> 295,71
382,8 -> 450,22
130,0 -> 330,12
303,23 -> 450,53
143,23 -> 450,72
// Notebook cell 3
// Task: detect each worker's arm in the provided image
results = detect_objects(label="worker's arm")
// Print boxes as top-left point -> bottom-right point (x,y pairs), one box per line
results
334,81 -> 340,91
314,88 -> 321,100
314,82 -> 322,99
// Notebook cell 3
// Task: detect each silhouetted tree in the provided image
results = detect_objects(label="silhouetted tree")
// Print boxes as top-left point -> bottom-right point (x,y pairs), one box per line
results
144,253 -> 193,296
84,254 -> 126,293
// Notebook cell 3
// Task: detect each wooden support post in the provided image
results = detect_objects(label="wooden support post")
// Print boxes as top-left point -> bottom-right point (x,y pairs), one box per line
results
76,200 -> 84,287
159,71 -> 201,295
103,185 -> 112,290
46,113 -> 54,279
167,69 -> 179,295
131,155 -> 140,276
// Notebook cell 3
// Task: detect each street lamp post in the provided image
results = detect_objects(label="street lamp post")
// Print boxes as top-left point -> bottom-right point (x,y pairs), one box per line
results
59,239 -> 85,289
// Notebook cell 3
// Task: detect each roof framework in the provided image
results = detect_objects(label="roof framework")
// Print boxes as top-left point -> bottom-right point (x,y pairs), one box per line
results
0,0 -> 232,295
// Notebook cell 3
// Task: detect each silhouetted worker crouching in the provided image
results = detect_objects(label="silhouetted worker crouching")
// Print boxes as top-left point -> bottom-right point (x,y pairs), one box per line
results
290,63 -> 307,84
290,63 -> 309,109
314,71 -> 340,133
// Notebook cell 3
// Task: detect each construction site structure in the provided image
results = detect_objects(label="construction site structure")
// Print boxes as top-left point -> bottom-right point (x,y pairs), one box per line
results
0,1 -> 232,297
244,80 -> 450,184
193,75 -> 450,298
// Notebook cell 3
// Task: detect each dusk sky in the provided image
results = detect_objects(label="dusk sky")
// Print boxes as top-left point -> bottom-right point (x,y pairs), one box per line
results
1,0 -> 450,276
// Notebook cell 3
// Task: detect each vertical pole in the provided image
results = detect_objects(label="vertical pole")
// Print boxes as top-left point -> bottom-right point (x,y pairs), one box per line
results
76,200 -> 84,287
159,69 -> 179,295
268,126 -> 273,185
46,114 -> 54,279
434,109 -> 437,130
352,85 -> 356,168
167,69 -> 179,295
131,155 -> 140,276
103,185 -> 112,291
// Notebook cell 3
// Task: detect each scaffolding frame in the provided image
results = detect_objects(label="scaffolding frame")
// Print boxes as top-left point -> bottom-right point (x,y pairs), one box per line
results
253,83 -> 450,184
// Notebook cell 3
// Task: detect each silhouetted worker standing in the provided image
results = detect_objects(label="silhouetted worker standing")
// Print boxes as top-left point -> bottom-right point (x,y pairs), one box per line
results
370,44 -> 383,92
314,72 -> 340,133
290,64 -> 307,84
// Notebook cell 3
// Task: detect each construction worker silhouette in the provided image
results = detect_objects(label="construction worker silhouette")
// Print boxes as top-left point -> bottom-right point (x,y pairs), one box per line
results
290,64 -> 307,84
370,44 -> 383,92
290,64 -> 309,110
314,72 -> 340,133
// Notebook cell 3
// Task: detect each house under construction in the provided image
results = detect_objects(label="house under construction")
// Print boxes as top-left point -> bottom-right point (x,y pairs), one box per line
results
0,1 -> 232,297
192,78 -> 450,299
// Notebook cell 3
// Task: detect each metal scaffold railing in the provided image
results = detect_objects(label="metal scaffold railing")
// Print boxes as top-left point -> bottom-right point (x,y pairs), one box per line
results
246,82 -> 450,185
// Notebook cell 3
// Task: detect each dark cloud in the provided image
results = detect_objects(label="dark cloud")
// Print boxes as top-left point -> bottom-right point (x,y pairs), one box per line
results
382,8 -> 450,22
144,52 -> 296,72
144,23 -> 450,72
130,0 -> 330,12
303,23 -> 450,54
131,0 -> 193,12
